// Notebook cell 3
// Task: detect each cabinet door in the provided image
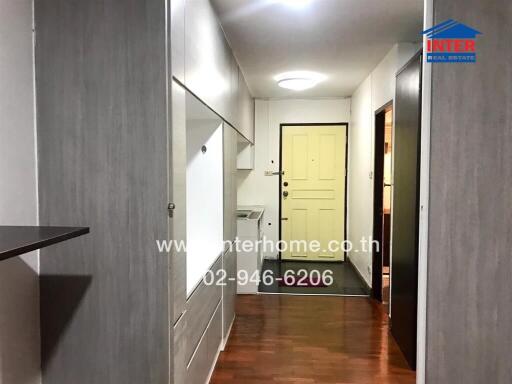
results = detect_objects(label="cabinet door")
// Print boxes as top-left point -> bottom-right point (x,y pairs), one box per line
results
238,71 -> 254,143
170,80 -> 187,324
223,125 -> 238,245
185,0 -> 231,120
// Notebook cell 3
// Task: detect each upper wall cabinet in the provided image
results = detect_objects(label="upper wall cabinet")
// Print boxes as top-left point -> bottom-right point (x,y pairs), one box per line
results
184,0 -> 232,123
238,71 -> 254,143
172,0 -> 254,143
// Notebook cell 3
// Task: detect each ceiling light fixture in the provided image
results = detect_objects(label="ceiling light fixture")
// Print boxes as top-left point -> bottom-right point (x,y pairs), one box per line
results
275,71 -> 326,91
275,0 -> 312,8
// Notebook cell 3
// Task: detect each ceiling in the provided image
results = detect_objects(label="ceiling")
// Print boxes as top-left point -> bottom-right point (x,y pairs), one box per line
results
211,0 -> 423,98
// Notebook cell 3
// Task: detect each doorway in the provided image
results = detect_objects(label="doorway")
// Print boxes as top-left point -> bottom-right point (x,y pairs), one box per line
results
372,103 -> 393,312
279,124 -> 348,261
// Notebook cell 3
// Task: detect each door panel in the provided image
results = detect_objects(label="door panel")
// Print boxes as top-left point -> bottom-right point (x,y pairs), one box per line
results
390,52 -> 422,370
281,125 -> 347,261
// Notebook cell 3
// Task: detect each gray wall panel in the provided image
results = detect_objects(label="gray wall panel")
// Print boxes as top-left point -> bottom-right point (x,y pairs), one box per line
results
222,248 -> 236,339
427,1 -> 512,383
171,80 -> 188,324
223,125 -> 238,245
35,0 -> 170,383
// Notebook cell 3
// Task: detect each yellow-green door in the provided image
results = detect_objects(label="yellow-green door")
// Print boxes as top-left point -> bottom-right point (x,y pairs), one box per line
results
281,125 -> 347,261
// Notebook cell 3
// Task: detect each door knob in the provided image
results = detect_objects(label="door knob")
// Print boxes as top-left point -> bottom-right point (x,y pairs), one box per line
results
282,191 -> 289,197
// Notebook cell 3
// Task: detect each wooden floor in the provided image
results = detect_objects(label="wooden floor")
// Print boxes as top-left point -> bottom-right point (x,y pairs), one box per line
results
211,295 -> 415,384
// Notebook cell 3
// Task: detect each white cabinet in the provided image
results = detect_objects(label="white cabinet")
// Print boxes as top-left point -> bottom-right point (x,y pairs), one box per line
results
236,207 -> 264,294
184,0 -> 232,120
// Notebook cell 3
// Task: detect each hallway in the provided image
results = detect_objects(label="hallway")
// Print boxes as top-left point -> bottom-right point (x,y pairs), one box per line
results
211,295 -> 415,384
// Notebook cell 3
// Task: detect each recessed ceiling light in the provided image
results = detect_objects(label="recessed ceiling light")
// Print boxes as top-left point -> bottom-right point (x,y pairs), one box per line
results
275,0 -> 312,8
275,71 -> 326,91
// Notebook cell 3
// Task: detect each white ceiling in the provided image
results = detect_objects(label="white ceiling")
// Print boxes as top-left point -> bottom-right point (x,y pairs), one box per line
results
211,0 -> 423,98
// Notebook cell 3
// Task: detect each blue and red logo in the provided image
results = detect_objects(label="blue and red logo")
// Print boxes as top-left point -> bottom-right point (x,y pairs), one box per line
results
423,19 -> 482,63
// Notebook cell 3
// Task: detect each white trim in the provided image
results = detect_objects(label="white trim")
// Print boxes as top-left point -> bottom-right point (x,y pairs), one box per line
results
31,0 -> 40,275
221,315 -> 235,351
205,339 -> 223,384
417,0 -> 434,383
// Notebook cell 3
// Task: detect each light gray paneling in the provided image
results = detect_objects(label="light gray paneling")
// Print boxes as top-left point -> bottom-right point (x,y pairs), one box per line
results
238,71 -> 255,143
185,255 -> 222,364
186,301 -> 222,384
174,255 -> 223,383
222,248 -> 236,339
171,80 -> 188,324
185,0 -> 232,121
173,312 -> 187,384
171,0 -> 185,83
223,125 -> 238,246
0,0 -> 40,381
35,0 -> 170,383
426,1 -> 512,383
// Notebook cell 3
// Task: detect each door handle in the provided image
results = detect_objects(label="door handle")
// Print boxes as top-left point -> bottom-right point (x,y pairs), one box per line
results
281,218 -> 288,221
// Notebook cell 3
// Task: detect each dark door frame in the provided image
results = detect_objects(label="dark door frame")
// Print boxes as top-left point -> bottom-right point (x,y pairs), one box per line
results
278,122 -> 349,262
371,101 -> 393,301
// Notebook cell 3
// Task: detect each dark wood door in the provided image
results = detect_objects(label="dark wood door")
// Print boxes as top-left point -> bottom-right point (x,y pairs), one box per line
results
390,51 -> 422,370
372,110 -> 386,301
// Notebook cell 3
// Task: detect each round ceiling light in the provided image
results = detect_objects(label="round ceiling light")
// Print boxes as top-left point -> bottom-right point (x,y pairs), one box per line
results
275,71 -> 326,91
275,0 -> 312,8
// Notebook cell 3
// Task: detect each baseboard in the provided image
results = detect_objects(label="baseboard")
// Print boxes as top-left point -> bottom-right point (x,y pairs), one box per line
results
346,256 -> 372,295
207,314 -> 235,383
221,315 -> 235,351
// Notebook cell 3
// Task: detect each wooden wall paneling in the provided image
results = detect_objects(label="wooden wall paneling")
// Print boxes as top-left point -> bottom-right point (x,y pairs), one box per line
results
426,1 -> 512,383
170,80 -> 188,324
170,0 -> 185,83
35,0 -> 170,382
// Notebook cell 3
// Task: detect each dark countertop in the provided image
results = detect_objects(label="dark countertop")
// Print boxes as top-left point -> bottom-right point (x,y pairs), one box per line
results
0,226 -> 90,261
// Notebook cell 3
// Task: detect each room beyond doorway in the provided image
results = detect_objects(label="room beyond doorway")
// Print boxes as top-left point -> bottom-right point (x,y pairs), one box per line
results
372,102 -> 394,312
279,123 -> 348,261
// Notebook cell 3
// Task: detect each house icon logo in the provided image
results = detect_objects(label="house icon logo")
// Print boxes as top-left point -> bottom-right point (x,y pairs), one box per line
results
423,19 -> 482,63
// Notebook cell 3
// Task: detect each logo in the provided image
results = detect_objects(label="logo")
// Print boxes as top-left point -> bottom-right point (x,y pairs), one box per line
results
423,19 -> 482,63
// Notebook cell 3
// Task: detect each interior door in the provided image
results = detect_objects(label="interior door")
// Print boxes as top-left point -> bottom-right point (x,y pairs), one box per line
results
281,125 -> 347,261
390,52 -> 422,369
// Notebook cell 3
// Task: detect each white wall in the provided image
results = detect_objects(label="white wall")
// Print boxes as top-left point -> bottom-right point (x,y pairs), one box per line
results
0,0 -> 41,382
237,98 -> 351,258
348,43 -> 419,287
186,120 -> 224,295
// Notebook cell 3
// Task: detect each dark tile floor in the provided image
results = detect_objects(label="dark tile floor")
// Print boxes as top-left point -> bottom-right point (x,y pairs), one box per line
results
258,259 -> 369,296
